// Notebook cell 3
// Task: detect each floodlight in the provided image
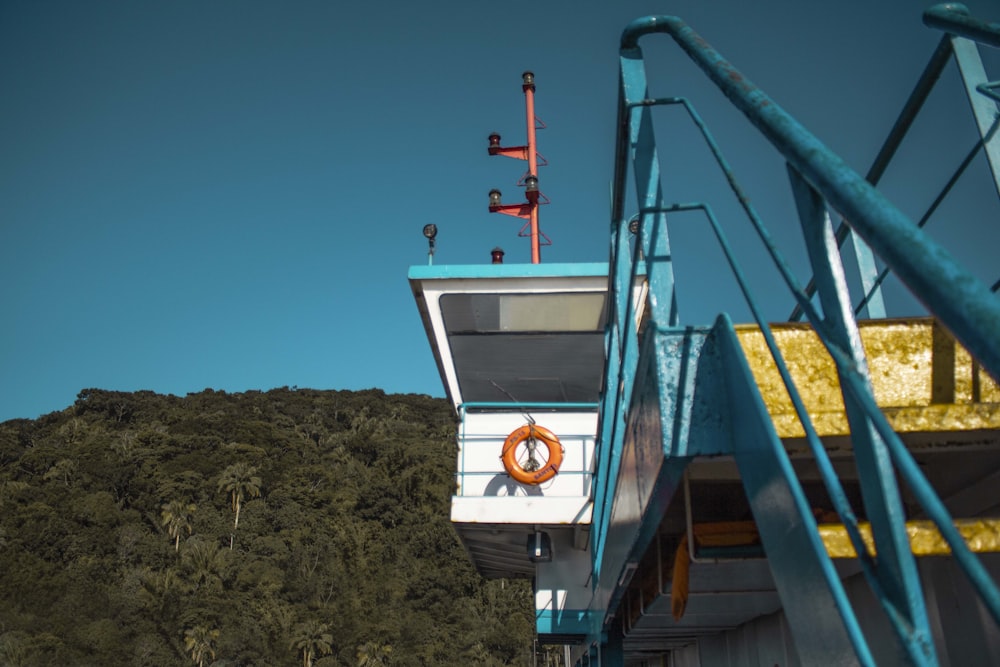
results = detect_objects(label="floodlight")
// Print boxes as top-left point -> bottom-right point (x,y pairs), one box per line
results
527,531 -> 552,563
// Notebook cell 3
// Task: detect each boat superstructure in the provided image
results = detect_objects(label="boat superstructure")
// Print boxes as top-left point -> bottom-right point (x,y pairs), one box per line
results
411,4 -> 1000,665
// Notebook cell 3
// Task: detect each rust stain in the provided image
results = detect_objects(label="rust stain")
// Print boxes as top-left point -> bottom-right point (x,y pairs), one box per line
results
735,318 -> 1000,438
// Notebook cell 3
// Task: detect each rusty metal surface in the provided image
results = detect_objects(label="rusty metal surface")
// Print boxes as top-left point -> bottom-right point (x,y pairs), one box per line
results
736,318 -> 1000,438
820,518 -> 1000,558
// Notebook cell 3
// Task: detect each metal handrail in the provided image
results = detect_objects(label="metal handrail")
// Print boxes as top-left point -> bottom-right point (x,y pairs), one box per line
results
790,2 -> 1000,320
615,13 -> 1000,383
592,5 -> 1000,663
924,2 -> 1000,47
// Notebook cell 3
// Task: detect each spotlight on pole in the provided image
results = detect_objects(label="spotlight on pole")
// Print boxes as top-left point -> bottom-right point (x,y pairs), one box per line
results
423,224 -> 438,265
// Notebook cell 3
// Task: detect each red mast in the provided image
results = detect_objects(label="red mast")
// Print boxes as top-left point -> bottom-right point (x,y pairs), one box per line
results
487,71 -> 550,263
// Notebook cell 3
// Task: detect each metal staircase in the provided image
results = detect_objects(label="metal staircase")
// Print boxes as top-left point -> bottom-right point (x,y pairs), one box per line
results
587,4 -> 1000,665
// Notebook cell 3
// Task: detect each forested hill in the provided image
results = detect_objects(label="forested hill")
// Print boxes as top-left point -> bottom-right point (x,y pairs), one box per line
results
0,387 -> 535,666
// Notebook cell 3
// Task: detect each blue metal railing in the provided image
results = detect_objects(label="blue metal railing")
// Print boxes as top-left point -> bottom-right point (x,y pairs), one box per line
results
792,2 -> 1000,320
613,13 -> 1000,378
592,4 -> 1000,665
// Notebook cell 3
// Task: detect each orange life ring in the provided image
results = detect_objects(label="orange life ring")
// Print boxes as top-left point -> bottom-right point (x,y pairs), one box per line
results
501,424 -> 564,485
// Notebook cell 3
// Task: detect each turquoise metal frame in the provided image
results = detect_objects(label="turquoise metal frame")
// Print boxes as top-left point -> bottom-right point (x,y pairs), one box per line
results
408,261 -> 609,282
615,13 -> 1000,380
793,2 -> 1000,320
589,4 -> 1000,665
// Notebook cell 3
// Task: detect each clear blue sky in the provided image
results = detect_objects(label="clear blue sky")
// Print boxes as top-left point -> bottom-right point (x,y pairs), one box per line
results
3,1 -> 999,422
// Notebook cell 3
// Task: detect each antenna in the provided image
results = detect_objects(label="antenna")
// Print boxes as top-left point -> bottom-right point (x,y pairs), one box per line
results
486,71 -> 551,264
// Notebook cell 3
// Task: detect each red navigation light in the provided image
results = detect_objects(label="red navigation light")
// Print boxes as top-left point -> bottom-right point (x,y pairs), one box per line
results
488,132 -> 502,155
524,175 -> 539,203
488,189 -> 503,211
485,71 -> 547,263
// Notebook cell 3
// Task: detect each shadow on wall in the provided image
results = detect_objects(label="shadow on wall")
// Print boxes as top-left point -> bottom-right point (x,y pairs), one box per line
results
483,473 -> 543,497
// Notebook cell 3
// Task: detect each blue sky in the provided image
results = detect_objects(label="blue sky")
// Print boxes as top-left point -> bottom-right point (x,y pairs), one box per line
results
3,1 -> 999,422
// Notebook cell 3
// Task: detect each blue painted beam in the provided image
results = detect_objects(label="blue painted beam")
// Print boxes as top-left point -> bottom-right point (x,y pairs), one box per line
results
789,35 -> 953,321
790,167 -> 937,666
617,15 -> 1000,383
591,217 -> 640,578
924,3 -> 1000,48
715,313 -> 875,666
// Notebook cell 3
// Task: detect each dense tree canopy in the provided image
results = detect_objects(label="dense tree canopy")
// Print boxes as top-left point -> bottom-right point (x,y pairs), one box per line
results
0,387 -> 537,666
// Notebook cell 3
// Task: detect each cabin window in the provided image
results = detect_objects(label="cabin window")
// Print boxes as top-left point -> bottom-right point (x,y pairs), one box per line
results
440,292 -> 607,333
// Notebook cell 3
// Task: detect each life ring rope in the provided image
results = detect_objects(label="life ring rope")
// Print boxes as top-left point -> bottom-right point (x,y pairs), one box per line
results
501,423 -> 564,485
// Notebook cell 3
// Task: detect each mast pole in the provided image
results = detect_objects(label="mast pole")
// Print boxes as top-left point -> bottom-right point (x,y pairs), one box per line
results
523,71 -> 541,264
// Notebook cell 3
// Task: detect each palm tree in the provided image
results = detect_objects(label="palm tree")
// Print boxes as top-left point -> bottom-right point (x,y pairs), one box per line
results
161,500 -> 196,551
183,625 -> 219,667
182,539 -> 228,590
217,462 -> 262,529
356,641 -> 392,666
289,620 -> 333,667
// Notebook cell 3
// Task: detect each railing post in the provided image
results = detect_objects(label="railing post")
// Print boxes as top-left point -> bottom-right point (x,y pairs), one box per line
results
620,49 -> 678,330
789,166 -> 938,665
949,36 -> 1000,199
